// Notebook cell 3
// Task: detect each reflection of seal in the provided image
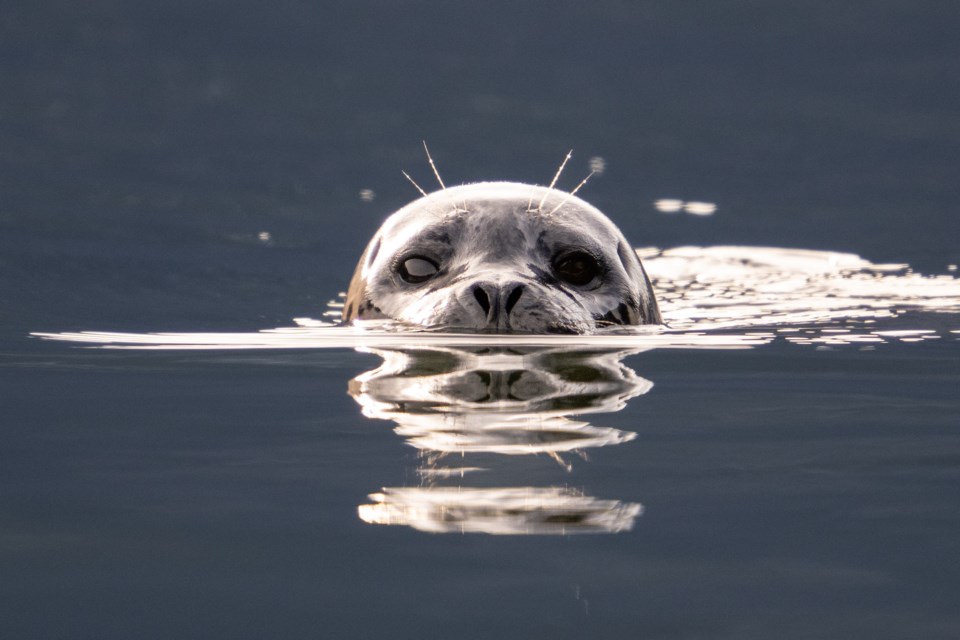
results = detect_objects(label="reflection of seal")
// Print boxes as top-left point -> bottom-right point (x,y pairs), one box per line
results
348,346 -> 651,455
342,182 -> 661,333
359,487 -> 642,535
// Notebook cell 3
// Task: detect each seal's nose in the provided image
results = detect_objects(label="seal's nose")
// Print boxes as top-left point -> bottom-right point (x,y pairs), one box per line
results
470,282 -> 525,327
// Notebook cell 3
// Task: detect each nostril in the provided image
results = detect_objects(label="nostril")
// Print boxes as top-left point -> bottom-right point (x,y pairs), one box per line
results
472,285 -> 491,315
504,284 -> 524,315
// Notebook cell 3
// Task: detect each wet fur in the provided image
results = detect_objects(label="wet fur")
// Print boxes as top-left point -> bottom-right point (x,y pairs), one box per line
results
343,182 -> 661,333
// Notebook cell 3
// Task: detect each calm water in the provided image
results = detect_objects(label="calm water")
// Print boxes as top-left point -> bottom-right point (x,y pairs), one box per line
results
3,1 -> 960,638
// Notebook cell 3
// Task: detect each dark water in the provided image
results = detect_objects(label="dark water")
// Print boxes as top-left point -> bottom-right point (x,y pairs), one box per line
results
3,2 -> 960,638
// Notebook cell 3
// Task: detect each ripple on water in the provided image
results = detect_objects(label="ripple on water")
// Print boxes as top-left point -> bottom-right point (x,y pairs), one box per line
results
27,245 -> 960,537
32,246 -> 960,350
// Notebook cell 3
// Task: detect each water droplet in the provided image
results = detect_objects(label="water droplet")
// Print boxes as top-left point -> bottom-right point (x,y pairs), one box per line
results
654,199 -> 684,213
684,201 -> 717,216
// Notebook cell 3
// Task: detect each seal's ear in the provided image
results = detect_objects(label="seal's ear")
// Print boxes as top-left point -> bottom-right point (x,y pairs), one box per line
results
617,242 -> 662,325
342,237 -> 388,323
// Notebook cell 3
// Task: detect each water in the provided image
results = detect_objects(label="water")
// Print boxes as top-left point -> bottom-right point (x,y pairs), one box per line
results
4,1 -> 960,638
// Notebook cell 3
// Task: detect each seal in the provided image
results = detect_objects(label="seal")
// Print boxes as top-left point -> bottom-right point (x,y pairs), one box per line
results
342,181 -> 661,333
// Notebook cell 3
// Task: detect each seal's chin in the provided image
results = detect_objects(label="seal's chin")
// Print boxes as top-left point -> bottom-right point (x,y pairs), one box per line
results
384,283 -> 598,335
544,324 -> 583,335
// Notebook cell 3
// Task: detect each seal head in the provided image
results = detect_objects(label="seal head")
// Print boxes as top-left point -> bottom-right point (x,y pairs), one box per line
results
342,181 -> 661,333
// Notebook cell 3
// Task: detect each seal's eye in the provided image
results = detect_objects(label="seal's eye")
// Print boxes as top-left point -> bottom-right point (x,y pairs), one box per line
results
553,251 -> 601,287
398,256 -> 439,284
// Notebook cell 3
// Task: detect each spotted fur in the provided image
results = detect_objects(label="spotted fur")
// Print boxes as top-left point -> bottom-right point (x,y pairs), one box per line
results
342,182 -> 661,333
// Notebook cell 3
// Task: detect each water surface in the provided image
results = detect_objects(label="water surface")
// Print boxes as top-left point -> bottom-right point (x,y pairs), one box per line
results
4,1 -> 960,638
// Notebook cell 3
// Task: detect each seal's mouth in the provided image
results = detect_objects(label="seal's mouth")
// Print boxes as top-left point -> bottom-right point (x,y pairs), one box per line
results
424,324 -> 583,336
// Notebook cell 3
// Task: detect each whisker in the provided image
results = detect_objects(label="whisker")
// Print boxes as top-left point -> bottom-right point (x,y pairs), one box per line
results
422,140 -> 446,190
538,149 -> 573,211
548,170 -> 597,215
401,170 -> 428,197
